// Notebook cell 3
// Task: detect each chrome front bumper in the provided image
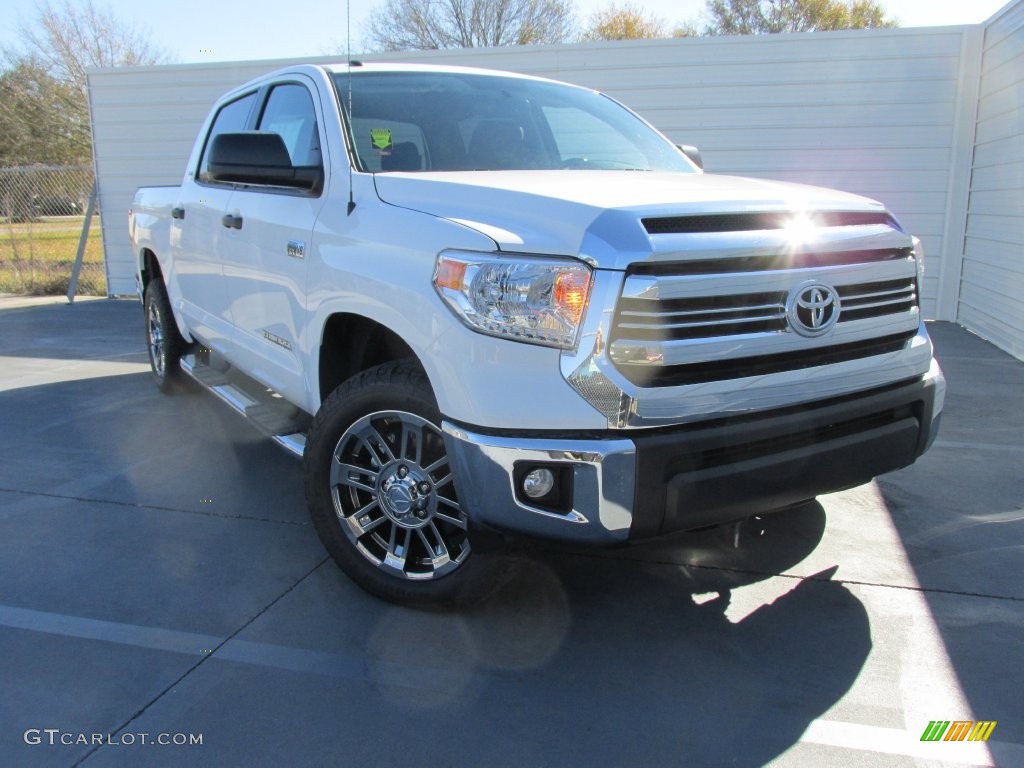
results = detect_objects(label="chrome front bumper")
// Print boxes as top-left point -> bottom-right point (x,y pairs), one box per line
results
442,360 -> 944,546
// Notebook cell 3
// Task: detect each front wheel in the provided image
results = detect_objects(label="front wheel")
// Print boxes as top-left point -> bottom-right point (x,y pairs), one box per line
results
304,361 -> 493,607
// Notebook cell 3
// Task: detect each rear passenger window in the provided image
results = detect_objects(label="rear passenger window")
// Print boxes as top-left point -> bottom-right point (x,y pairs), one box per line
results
197,92 -> 256,183
257,84 -> 322,169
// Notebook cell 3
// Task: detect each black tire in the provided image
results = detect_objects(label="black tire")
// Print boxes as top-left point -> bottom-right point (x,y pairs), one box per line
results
143,279 -> 187,393
304,360 -> 498,608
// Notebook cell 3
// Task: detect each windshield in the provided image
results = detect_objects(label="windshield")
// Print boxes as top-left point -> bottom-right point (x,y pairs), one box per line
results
332,71 -> 696,174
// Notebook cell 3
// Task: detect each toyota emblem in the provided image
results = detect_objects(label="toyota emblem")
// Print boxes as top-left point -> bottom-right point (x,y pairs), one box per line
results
787,281 -> 840,336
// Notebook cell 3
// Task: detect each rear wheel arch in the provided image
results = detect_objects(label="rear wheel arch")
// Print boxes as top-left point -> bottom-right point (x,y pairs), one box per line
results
139,250 -> 193,344
140,249 -> 162,292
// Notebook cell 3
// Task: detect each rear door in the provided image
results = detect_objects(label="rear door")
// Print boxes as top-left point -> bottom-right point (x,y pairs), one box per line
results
221,77 -> 329,404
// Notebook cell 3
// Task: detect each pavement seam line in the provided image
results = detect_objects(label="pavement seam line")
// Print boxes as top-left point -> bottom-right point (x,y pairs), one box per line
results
559,549 -> 1024,604
72,555 -> 330,767
5,479 -> 1017,604
929,440 -> 1024,452
0,485 -> 309,526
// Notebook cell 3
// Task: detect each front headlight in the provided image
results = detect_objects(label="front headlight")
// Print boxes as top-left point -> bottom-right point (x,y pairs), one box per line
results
433,251 -> 593,350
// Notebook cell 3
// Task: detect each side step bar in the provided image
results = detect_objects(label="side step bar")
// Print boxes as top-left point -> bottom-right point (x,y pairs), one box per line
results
180,354 -> 309,458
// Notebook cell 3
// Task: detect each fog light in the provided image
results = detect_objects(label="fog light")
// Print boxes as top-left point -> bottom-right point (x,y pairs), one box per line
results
522,468 -> 555,499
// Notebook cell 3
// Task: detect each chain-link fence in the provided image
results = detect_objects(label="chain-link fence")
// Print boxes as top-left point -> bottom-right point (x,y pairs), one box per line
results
0,164 -> 104,296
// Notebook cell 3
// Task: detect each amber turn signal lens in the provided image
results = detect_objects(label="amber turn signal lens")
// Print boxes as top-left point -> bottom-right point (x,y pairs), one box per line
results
434,258 -> 467,291
554,270 -> 591,324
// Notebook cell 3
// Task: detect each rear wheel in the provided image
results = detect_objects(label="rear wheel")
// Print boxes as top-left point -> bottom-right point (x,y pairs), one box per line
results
143,279 -> 187,393
304,361 -> 494,607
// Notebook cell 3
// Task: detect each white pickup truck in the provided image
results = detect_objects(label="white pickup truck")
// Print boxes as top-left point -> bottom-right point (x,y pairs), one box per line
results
129,62 -> 944,605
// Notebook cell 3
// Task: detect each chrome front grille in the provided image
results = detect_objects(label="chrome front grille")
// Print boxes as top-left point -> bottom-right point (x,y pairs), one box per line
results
609,256 -> 921,388
837,278 -> 917,321
615,292 -> 787,341
615,276 -> 917,343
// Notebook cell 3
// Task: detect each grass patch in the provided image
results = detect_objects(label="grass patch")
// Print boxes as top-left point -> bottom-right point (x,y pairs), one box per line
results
0,215 -> 106,296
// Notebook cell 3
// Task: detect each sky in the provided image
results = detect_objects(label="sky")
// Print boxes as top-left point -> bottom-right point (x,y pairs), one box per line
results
0,0 -> 1015,65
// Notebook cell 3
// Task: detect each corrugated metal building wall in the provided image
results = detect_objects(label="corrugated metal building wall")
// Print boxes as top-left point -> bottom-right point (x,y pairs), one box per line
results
959,1 -> 1024,358
87,3 -> 1023,357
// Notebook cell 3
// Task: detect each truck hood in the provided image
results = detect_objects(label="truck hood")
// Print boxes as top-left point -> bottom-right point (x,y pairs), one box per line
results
372,171 -> 900,270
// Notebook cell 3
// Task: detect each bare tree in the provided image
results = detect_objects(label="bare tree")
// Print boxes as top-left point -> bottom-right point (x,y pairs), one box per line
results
365,0 -> 576,51
580,3 -> 669,41
1,0 -> 170,164
15,0 -> 169,92
704,0 -> 898,35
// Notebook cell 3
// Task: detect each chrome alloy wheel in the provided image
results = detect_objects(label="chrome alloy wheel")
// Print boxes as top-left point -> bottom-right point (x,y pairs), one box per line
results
147,299 -> 165,378
330,411 -> 470,581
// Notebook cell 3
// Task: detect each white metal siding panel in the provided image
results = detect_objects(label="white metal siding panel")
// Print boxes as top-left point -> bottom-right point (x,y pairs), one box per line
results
958,0 -> 1024,359
91,27 -> 969,317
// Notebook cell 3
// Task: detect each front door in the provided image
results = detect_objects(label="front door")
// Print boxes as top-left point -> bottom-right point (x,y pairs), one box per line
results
221,78 -> 328,404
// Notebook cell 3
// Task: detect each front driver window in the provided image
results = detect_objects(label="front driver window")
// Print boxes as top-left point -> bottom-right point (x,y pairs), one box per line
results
257,83 -> 322,169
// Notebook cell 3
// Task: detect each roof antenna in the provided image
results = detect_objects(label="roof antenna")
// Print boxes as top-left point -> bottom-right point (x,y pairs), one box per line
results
346,0 -> 356,216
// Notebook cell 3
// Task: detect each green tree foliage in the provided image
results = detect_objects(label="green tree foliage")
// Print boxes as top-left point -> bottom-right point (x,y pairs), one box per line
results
704,0 -> 898,35
0,0 -> 169,166
580,3 -> 668,41
365,0 -> 576,51
0,59 -> 85,166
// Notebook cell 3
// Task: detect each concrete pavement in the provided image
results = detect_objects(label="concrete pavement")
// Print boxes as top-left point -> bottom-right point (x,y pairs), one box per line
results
0,297 -> 1021,767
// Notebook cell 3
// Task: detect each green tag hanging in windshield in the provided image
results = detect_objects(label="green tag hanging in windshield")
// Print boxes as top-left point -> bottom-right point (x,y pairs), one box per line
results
370,127 -> 393,153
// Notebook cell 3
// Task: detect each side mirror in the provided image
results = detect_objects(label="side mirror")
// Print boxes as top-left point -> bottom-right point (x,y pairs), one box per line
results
207,132 -> 322,191
676,144 -> 703,170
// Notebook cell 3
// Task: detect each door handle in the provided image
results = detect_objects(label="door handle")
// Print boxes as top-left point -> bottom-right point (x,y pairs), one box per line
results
221,214 -> 243,230
171,206 -> 185,220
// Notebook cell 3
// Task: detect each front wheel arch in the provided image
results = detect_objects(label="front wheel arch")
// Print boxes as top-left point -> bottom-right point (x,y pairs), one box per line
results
317,313 -> 418,407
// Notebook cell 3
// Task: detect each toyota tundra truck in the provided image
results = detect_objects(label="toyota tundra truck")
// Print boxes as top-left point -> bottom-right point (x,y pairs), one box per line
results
129,63 -> 945,605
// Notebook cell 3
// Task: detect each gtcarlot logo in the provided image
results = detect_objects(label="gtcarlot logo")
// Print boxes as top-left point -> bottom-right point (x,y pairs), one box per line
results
24,729 -> 203,747
920,720 -> 997,742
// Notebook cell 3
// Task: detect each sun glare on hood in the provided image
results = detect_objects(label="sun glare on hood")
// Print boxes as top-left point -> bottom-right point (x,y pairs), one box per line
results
783,212 -> 820,247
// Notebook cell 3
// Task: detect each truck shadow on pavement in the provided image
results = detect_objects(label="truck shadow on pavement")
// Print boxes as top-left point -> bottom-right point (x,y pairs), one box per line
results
350,504 -> 869,768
